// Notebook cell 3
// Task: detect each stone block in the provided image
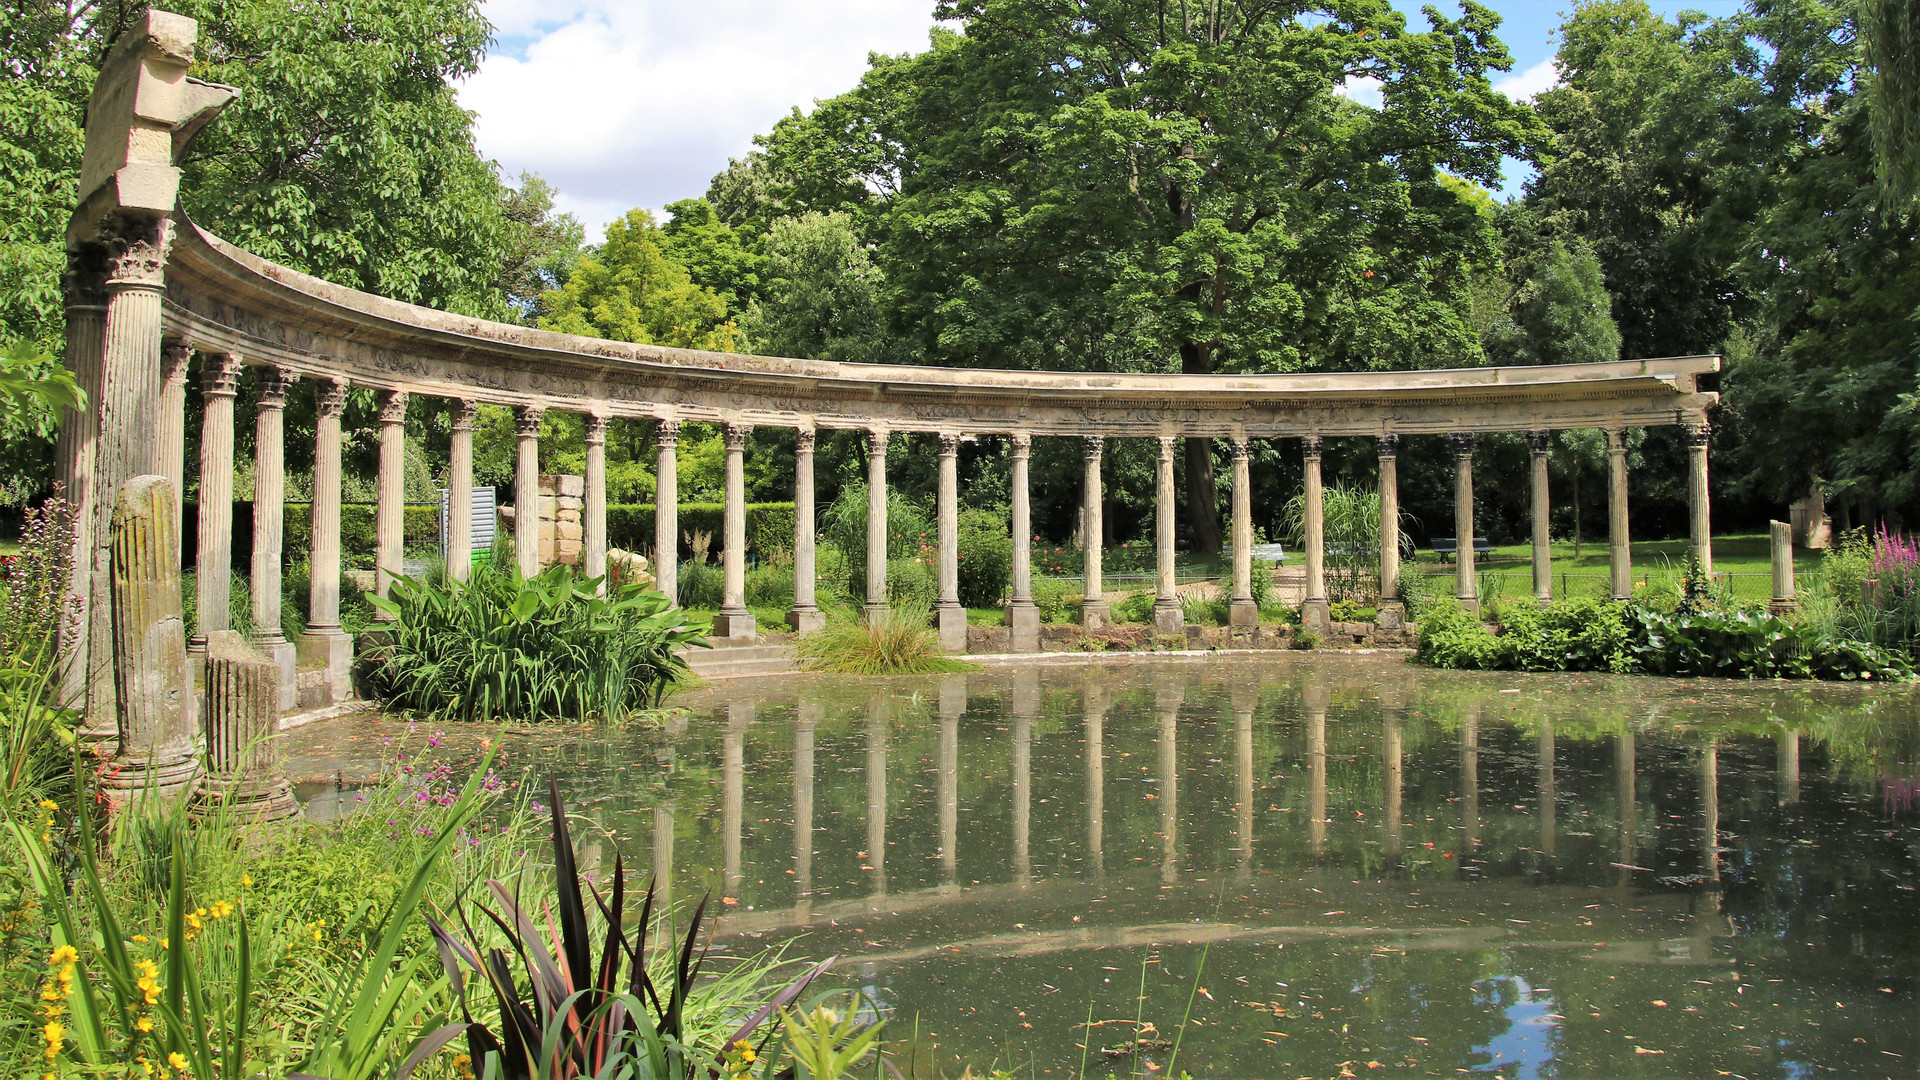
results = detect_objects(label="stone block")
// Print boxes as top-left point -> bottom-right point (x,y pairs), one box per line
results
1375,601 -> 1406,631
936,604 -> 968,653
296,629 -> 354,706
555,506 -> 582,524
968,625 -> 1010,653
1007,601 -> 1041,652
1152,601 -> 1184,636
711,610 -> 757,640
536,495 -> 559,520
1302,598 -> 1331,637
786,606 -> 826,634
1040,624 -> 1081,649
555,518 -> 584,542
1080,599 -> 1112,634
555,538 -> 583,564
1229,599 -> 1259,628
553,473 -> 584,498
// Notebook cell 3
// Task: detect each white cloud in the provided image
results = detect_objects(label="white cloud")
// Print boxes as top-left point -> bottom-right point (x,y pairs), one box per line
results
462,0 -> 939,241
1493,56 -> 1559,101
1337,76 -> 1383,110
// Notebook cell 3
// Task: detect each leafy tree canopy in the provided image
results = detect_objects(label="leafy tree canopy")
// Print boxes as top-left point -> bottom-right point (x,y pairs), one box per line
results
538,209 -> 740,352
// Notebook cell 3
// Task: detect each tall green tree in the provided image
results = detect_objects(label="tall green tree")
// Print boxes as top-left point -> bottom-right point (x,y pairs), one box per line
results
537,209 -> 740,351
1862,0 -> 1920,202
744,0 -> 1545,551
740,211 -> 896,364
495,172 -> 584,324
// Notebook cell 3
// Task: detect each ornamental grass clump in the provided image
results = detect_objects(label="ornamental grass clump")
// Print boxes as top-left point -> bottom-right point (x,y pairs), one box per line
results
367,563 -> 706,722
794,606 -> 971,675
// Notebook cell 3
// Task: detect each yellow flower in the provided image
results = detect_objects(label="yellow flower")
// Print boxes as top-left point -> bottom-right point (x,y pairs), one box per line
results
39,799 -> 57,811
132,935 -> 148,944
452,1053 -> 475,1080
168,1051 -> 188,1071
47,945 -> 77,965
240,874 -> 252,887
43,1020 -> 64,1059
136,1015 -> 154,1032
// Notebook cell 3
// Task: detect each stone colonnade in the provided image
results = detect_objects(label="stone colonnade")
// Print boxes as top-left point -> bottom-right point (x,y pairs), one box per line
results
147,350 -> 1719,710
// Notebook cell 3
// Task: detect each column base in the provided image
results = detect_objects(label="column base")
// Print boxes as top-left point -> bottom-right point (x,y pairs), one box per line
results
711,609 -> 758,641
1769,599 -> 1799,616
935,603 -> 968,653
1152,600 -> 1184,636
99,745 -> 200,812
786,606 -> 827,634
863,601 -> 891,624
257,636 -> 297,714
1375,600 -> 1406,631
1080,600 -> 1112,634
1456,597 -> 1482,616
297,628 -> 354,706
1534,593 -> 1553,609
194,775 -> 303,825
1302,598 -> 1331,636
1007,601 -> 1041,652
1229,599 -> 1259,628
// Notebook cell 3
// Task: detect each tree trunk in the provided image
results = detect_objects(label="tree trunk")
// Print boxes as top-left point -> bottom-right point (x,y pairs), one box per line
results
1178,339 -> 1223,555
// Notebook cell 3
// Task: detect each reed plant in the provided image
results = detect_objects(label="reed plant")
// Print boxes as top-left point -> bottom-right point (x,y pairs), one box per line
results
367,563 -> 705,722
794,606 -> 971,674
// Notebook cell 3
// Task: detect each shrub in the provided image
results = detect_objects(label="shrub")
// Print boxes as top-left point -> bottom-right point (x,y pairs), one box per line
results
1032,578 -> 1081,624
794,606 -> 971,674
367,563 -> 706,721
1328,599 -> 1370,622
603,502 -> 797,562
746,561 -> 797,607
678,559 -> 725,609
957,508 -> 1013,607
1281,486 -> 1414,601
1181,591 -> 1229,626
1291,627 -> 1323,650
886,555 -> 937,608
821,483 -> 931,600
1249,561 -> 1275,607
1113,589 -> 1156,624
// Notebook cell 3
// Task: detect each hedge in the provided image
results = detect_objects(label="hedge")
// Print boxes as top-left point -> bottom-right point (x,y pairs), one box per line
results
605,503 -> 797,559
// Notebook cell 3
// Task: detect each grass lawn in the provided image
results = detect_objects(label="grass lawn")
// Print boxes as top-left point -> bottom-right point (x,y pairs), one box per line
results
1408,531 -> 1819,602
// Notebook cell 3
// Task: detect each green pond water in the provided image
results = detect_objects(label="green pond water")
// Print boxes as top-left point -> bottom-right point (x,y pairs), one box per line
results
290,655 -> 1920,1079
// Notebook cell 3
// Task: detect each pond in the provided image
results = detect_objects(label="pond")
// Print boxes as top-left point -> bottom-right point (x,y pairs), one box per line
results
288,656 -> 1920,1079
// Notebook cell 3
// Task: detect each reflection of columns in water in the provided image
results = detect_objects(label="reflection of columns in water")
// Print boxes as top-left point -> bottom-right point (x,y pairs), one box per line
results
794,700 -> 820,912
652,801 -> 677,912
1538,720 -> 1557,863
1232,686 -> 1257,874
866,695 -> 888,895
1157,684 -> 1182,885
938,676 -> 966,886
723,700 -> 750,899
1012,668 -> 1039,886
1778,729 -> 1801,806
1384,714 -> 1404,859
1084,682 -> 1107,875
1307,684 -> 1329,856
1701,740 -> 1721,896
1616,729 -> 1637,888
1461,708 -> 1481,853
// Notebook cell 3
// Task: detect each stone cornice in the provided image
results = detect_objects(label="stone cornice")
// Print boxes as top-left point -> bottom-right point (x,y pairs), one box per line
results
162,220 -> 1720,438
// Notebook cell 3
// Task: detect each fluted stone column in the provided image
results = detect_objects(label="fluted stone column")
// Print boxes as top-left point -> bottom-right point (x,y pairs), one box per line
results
1229,435 -> 1256,629
1686,420 -> 1712,575
1156,682 -> 1182,884
865,695 -> 888,896
1606,427 -> 1632,599
865,428 -> 890,618
1084,681 -> 1106,875
1232,683 -> 1256,876
1537,718 -> 1557,866
793,700 -> 819,916
1770,520 -> 1796,614
298,379 -> 351,703
584,414 -> 609,587
1080,435 -> 1111,631
1012,668 -> 1038,886
90,221 -> 172,733
722,701 -> 747,898
373,389 -> 408,619
1007,433 -> 1040,651
714,421 -> 756,640
787,427 -> 825,632
1152,435 -> 1184,635
198,630 -> 299,823
1527,430 -> 1552,605
1376,434 -> 1404,630
447,400 -> 476,583
1384,713 -> 1404,861
56,251 -> 107,723
655,420 -> 680,604
1450,432 -> 1478,612
190,352 -> 239,652
1301,435 -> 1330,636
514,405 -> 543,578
937,676 -> 964,887
159,342 -> 191,561
250,367 -> 297,710
101,475 -> 196,808
1307,681 -> 1329,856
935,432 -> 967,651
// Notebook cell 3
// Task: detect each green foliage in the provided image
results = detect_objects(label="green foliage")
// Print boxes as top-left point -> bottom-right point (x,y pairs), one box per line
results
1862,0 -> 1920,204
660,198 -> 765,312
538,209 -> 741,351
1481,235 -> 1622,366
771,996 -> 885,1080
496,173 -> 586,322
366,563 -> 706,721
740,211 -> 894,363
423,781 -> 838,1080
1030,578 -> 1082,624
794,606 -> 971,674
677,559 -> 725,610
282,503 -> 441,568
1248,561 -> 1275,608
1416,596 -> 1911,680
820,480 -> 932,600
603,503 -> 797,563
1113,590 -> 1156,624
1281,487 -> 1410,601
954,509 -> 1014,608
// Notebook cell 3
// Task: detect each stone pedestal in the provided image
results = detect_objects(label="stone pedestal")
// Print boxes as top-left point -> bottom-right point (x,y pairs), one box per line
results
1229,599 -> 1259,628
711,610 -> 757,641
786,607 -> 826,634
1375,600 -> 1406,631
1302,598 -> 1332,637
936,604 -> 968,652
1080,599 -> 1112,633
1007,600 -> 1040,652
101,475 -> 198,809
296,631 -> 353,707
197,630 -> 300,823
1153,601 -> 1184,636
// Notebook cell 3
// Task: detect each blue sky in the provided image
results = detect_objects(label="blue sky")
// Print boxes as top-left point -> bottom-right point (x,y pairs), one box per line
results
461,0 -> 1748,240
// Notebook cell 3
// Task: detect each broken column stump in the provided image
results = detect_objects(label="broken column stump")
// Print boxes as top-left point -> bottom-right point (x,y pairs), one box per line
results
198,629 -> 301,823
100,475 -> 198,808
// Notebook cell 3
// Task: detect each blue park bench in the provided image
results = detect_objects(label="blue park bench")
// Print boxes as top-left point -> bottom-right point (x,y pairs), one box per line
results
1430,537 -> 1493,562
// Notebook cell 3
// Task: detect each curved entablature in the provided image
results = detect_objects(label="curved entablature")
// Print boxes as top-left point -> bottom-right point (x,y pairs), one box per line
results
162,221 -> 1719,438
